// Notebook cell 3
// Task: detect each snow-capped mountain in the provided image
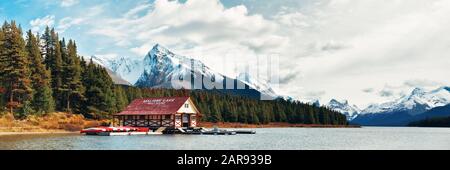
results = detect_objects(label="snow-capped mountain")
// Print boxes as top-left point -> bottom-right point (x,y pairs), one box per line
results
135,44 -> 221,89
236,72 -> 278,99
85,56 -> 132,85
89,55 -> 109,68
89,56 -> 143,84
94,44 -> 280,100
326,99 -> 361,121
361,87 -> 450,115
107,57 -> 143,84
352,86 -> 450,126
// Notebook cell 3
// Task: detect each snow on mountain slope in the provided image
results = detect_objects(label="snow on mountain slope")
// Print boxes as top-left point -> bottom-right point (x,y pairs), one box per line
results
93,44 -> 280,99
89,55 -> 109,67
135,44 -> 224,89
89,55 -> 143,84
236,72 -> 278,99
361,86 -> 450,116
86,56 -> 132,85
326,99 -> 361,121
107,57 -> 143,84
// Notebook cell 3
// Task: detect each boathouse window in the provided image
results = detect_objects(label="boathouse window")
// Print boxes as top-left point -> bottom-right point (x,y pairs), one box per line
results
140,115 -> 145,119
165,115 -> 171,119
184,103 -> 189,108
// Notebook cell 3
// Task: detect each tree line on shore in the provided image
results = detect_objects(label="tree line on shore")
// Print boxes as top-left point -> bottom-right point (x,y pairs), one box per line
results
130,88 -> 349,125
0,20 -> 347,125
409,116 -> 450,127
0,21 -> 119,119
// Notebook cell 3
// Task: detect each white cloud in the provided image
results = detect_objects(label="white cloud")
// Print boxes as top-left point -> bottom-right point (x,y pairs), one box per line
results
61,0 -> 79,7
403,79 -> 443,88
57,17 -> 84,33
29,15 -> 55,33
124,2 -> 153,18
273,0 -> 450,107
55,5 -> 104,33
89,0 -> 283,60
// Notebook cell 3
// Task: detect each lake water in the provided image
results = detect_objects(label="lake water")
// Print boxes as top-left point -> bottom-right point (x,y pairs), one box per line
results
0,127 -> 449,150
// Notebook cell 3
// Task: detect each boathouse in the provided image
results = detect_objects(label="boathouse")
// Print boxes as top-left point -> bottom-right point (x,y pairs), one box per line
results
113,97 -> 201,129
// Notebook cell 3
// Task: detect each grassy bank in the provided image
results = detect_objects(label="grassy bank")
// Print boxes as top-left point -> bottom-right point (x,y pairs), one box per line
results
0,112 -> 108,132
199,122 -> 360,128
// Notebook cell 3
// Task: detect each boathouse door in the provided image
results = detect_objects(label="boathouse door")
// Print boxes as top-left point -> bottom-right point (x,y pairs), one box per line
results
182,114 -> 190,128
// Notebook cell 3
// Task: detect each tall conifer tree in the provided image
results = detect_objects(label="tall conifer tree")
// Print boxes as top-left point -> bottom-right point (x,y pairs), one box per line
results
61,40 -> 84,112
0,23 -> 5,110
25,30 -> 55,114
0,21 -> 33,116
42,27 -> 64,110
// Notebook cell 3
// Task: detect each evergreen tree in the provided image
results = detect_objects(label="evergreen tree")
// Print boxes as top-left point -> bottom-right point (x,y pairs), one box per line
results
42,27 -> 54,68
81,60 -> 117,118
0,23 -> 5,111
114,85 -> 129,112
99,67 -> 117,114
61,40 -> 84,112
25,30 -> 55,114
42,27 -> 64,110
0,21 -> 33,117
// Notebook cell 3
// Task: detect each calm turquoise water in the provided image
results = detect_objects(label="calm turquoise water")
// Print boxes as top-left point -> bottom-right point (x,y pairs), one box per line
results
0,127 -> 449,150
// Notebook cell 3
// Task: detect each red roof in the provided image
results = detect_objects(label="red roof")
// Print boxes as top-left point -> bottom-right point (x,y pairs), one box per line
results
115,97 -> 190,116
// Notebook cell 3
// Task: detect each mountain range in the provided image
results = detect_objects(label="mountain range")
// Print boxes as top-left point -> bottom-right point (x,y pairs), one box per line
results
90,44 -> 279,100
90,43 -> 449,126
326,99 -> 361,121
327,87 -> 450,126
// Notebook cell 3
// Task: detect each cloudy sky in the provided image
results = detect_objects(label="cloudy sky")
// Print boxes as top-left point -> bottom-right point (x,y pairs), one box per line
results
1,0 -> 449,108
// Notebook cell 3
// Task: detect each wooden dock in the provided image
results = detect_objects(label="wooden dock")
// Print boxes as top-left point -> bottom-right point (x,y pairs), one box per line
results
94,131 -> 163,136
179,127 -> 256,135
82,126 -> 255,136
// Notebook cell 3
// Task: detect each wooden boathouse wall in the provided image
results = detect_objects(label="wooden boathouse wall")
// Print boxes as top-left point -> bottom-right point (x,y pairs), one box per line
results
113,97 -> 200,129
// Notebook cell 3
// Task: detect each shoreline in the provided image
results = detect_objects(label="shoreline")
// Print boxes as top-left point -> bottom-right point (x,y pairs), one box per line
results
199,122 -> 361,128
0,122 -> 359,135
0,131 -> 79,136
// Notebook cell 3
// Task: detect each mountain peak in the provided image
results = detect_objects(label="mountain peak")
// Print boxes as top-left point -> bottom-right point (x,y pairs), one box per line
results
150,43 -> 172,56
411,87 -> 426,96
329,99 -> 348,105
354,86 -> 450,125
96,43 -> 280,99
361,86 -> 450,116
327,99 -> 360,121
